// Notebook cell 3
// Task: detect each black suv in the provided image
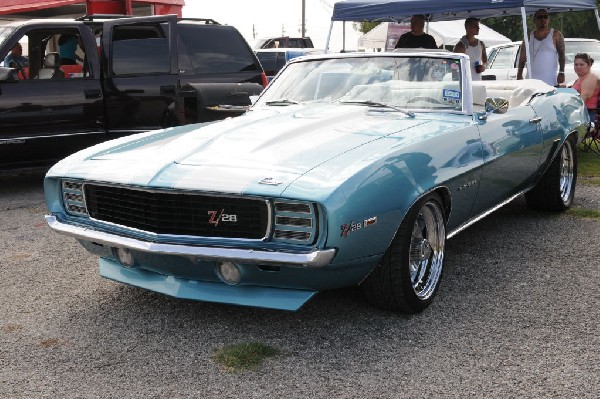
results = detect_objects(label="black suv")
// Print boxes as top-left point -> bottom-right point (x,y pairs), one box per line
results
0,15 -> 267,171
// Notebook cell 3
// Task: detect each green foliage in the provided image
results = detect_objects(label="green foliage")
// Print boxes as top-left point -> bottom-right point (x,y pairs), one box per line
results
353,6 -> 600,41
578,148 -> 600,185
353,21 -> 382,34
212,342 -> 280,373
483,9 -> 600,41
567,207 -> 600,219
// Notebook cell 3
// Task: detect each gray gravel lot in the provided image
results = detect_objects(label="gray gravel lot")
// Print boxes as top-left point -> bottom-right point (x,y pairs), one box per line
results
1,171 -> 599,398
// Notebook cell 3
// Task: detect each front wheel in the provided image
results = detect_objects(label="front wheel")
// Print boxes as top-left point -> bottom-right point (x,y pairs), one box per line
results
362,193 -> 446,313
525,136 -> 577,211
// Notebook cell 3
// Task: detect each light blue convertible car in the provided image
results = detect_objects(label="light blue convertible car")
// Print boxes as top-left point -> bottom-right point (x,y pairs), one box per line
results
44,52 -> 587,312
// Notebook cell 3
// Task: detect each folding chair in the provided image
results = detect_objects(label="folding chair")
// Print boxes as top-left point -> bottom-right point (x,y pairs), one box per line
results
580,110 -> 600,154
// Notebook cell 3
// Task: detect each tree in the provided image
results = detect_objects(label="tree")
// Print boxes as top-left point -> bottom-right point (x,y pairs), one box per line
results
484,8 -> 600,41
353,21 -> 381,34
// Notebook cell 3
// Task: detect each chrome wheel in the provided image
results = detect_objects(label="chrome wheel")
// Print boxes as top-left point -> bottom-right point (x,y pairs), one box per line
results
408,200 -> 445,300
559,142 -> 575,205
525,136 -> 577,211
362,192 -> 447,313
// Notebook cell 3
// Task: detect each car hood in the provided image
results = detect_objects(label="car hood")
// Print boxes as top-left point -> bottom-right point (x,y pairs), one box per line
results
49,104 -> 463,195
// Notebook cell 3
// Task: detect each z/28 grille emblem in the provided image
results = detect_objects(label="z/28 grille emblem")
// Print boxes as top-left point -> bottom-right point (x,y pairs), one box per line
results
208,209 -> 238,226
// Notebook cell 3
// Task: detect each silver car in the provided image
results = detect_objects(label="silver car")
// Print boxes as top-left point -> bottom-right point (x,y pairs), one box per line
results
482,38 -> 600,84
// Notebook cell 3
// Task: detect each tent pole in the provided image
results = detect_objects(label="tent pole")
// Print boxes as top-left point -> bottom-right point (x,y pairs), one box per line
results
595,9 -> 600,33
325,21 -> 334,54
343,21 -> 346,52
521,7 -> 532,79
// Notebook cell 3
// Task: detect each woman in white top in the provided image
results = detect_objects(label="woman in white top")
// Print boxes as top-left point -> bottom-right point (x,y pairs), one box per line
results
453,17 -> 488,81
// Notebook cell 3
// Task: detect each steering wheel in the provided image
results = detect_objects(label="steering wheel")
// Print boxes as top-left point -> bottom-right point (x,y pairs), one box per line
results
407,96 -> 442,104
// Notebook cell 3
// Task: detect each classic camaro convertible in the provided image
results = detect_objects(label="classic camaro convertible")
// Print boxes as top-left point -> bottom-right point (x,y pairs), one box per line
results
44,52 -> 587,312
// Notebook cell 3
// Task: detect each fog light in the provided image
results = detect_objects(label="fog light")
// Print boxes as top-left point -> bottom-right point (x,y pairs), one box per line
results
217,262 -> 241,285
113,247 -> 134,268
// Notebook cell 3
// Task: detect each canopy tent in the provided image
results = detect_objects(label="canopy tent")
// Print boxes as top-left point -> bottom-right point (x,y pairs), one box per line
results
358,20 -> 511,50
326,0 -> 600,78
330,0 -> 599,22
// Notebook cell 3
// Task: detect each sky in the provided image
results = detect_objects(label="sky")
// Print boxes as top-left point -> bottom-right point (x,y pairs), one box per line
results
181,0 -> 362,51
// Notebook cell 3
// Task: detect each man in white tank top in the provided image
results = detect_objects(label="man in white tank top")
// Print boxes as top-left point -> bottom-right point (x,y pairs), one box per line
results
517,9 -> 566,86
453,17 -> 487,81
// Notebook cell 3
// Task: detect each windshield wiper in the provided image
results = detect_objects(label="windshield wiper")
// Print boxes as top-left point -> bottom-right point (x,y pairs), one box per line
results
265,99 -> 301,106
339,100 -> 415,117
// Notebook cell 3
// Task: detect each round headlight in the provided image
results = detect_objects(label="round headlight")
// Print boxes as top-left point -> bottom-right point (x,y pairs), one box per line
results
217,262 -> 241,285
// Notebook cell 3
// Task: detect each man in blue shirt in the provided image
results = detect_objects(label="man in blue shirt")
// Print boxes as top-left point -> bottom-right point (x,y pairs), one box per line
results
3,42 -> 28,68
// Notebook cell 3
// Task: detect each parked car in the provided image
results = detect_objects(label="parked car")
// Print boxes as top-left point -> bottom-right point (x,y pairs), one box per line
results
482,38 -> 600,84
251,36 -> 314,49
255,48 -> 323,80
0,15 -> 266,172
44,51 -> 587,313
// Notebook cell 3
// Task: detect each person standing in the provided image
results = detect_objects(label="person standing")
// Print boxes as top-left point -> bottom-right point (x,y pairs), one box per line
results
517,9 -> 566,86
395,15 -> 437,49
453,17 -> 487,81
58,34 -> 82,65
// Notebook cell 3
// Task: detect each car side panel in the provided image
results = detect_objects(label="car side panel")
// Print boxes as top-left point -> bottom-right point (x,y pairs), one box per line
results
284,121 -> 485,264
470,105 -> 542,215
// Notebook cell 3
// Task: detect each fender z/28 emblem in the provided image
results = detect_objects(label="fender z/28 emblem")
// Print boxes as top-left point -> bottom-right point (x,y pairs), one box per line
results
341,216 -> 377,238
208,209 -> 238,226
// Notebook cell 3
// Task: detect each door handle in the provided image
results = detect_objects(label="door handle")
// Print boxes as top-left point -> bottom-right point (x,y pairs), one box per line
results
84,89 -> 102,99
529,117 -> 542,124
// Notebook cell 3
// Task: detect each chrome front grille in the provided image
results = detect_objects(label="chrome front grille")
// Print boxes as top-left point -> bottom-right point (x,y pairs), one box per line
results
273,201 -> 318,244
62,181 -> 87,216
60,180 -> 319,244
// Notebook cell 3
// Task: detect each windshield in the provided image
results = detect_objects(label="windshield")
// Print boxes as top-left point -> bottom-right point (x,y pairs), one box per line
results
254,55 -> 464,112
0,27 -> 16,48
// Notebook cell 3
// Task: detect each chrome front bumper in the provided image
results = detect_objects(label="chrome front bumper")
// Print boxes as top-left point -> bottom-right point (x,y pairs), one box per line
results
45,215 -> 336,268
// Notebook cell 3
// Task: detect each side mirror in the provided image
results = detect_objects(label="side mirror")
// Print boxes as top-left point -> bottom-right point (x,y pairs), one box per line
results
0,66 -> 19,82
484,97 -> 509,114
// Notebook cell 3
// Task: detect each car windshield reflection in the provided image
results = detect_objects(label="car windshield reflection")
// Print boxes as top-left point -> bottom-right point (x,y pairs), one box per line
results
254,55 -> 464,112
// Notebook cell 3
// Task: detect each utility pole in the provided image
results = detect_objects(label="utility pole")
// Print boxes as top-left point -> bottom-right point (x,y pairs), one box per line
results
301,0 -> 306,37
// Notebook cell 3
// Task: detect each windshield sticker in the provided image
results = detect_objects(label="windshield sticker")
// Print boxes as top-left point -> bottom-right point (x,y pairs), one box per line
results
442,89 -> 461,105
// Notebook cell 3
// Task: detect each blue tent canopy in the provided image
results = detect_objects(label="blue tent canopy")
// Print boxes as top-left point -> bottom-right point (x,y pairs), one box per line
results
331,0 -> 599,22
326,0 -> 600,77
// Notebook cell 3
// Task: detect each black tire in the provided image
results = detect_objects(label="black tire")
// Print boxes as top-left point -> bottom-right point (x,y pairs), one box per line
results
525,136 -> 577,211
362,192 -> 446,313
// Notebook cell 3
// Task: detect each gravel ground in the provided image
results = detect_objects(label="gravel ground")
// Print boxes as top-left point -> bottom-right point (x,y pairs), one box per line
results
1,171 -> 599,398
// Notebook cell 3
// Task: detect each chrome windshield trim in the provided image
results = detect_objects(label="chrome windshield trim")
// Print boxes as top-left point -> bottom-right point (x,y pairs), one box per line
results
45,215 -> 335,268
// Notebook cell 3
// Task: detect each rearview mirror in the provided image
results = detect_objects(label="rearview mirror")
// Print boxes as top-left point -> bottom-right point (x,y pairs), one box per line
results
484,97 -> 509,114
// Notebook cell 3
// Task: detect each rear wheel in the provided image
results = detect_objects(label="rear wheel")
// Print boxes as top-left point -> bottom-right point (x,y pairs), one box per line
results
362,193 -> 446,313
525,136 -> 577,211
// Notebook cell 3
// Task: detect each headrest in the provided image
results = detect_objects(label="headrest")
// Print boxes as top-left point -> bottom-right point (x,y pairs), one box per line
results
44,53 -> 60,68
471,83 -> 488,106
